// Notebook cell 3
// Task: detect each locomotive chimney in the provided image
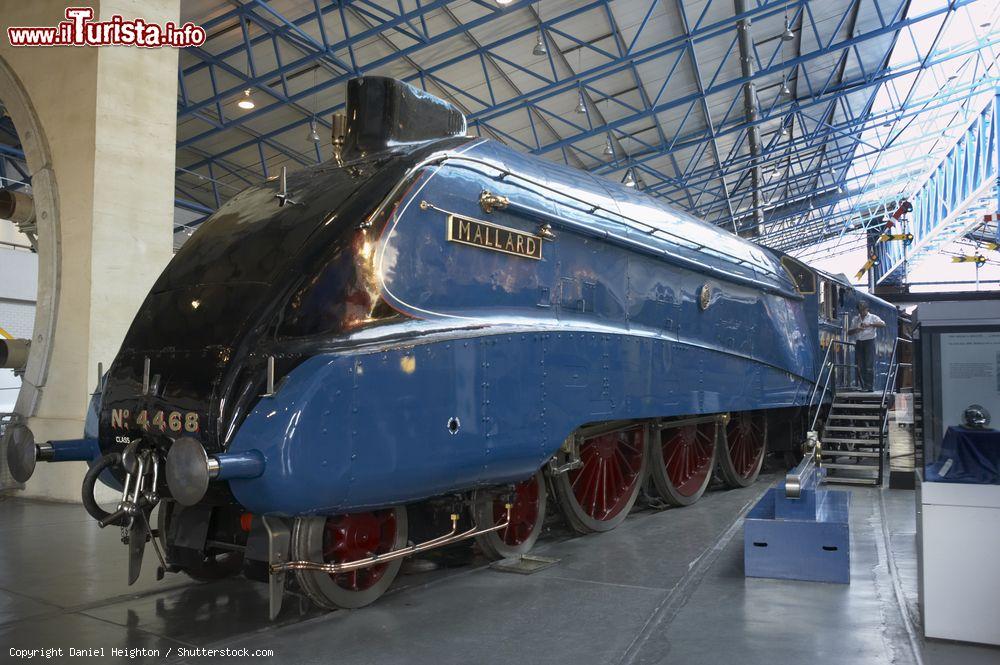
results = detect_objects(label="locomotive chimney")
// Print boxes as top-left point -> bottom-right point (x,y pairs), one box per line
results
340,77 -> 467,160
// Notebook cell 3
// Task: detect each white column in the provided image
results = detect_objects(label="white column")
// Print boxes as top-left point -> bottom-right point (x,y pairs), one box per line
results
0,0 -> 178,500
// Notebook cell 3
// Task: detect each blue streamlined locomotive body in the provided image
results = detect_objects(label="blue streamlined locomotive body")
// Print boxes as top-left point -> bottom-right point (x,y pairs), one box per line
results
227,138 -> 868,515
6,78 -> 897,613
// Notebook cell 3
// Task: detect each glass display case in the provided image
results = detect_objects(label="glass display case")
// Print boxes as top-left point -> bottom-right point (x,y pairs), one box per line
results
917,304 -> 1000,484
914,300 -> 1000,646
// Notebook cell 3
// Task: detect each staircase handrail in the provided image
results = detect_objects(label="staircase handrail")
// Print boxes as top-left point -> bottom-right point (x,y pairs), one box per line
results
877,336 -> 912,485
808,339 -> 852,432
879,337 -> 912,431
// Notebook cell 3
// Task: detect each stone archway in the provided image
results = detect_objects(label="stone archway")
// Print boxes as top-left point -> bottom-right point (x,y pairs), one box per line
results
0,55 -> 60,425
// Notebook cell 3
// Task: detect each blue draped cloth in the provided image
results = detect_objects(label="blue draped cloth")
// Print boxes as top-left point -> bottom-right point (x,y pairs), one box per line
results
925,426 -> 1000,484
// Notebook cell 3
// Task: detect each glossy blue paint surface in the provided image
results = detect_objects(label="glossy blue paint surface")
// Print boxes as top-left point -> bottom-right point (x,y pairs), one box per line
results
49,438 -> 101,462
378,140 -> 817,376
224,138 -> 896,515
228,327 -> 813,515
214,450 -> 266,480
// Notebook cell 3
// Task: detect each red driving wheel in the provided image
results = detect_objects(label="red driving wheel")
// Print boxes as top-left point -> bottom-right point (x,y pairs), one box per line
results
649,421 -> 717,506
718,411 -> 767,487
552,425 -> 647,533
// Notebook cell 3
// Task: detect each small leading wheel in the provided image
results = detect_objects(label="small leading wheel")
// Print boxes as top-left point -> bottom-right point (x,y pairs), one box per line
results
473,470 -> 547,559
551,424 -> 647,533
292,506 -> 408,610
718,412 -> 767,488
649,420 -> 718,506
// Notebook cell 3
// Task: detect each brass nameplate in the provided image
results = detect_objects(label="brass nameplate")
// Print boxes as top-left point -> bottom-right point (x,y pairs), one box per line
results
446,214 -> 542,260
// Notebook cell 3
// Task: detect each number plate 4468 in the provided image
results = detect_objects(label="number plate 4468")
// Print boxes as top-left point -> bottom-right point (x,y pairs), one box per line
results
110,408 -> 199,433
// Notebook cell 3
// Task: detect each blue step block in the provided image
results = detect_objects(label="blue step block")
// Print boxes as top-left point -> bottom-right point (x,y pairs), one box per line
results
744,486 -> 851,584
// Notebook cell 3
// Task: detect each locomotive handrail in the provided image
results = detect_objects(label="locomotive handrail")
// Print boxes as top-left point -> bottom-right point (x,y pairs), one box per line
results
808,339 -> 853,432
444,156 -> 712,250
807,343 -> 835,411
432,155 -> 803,301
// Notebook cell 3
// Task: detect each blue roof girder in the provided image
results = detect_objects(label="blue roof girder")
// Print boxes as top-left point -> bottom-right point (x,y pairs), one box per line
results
178,0 -> 808,172
844,0 -> 965,251
176,0 -> 552,146
605,81 -> 996,220
180,0 -> 467,98
873,96 -> 998,284
528,0 -> 974,158
710,76 -> 997,195
591,36 -> 999,202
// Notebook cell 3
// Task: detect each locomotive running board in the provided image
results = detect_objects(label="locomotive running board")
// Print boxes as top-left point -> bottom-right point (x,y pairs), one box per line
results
656,413 -> 730,430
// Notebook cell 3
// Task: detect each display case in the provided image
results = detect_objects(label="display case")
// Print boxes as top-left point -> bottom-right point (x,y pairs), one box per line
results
914,300 -> 1000,646
917,302 -> 1000,484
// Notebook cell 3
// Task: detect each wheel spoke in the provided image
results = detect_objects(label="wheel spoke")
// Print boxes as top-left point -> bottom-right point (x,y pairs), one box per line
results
321,510 -> 396,592
658,423 -> 714,499
565,427 -> 645,523
725,414 -> 764,480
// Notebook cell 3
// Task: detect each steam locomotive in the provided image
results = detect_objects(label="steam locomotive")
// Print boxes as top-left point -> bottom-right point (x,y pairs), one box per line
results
5,77 -> 897,615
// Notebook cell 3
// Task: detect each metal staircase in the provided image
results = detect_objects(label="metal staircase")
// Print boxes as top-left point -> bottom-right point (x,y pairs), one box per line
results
806,335 -> 912,488
821,392 -> 884,485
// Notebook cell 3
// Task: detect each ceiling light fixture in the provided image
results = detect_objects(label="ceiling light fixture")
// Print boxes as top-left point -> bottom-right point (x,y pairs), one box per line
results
496,0 -> 515,6
779,123 -> 789,137
624,169 -> 636,187
781,16 -> 795,42
780,80 -> 791,96
533,30 -> 547,56
575,92 -> 587,114
237,88 -> 255,110
532,2 -> 547,56
603,134 -> 614,157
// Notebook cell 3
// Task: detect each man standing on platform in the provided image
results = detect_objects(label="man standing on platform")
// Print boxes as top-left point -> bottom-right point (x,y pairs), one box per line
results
849,301 -> 885,392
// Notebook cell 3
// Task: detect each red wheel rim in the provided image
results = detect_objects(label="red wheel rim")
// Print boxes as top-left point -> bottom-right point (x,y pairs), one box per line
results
661,423 -> 715,497
567,427 -> 645,521
493,476 -> 541,547
322,510 -> 397,592
726,414 -> 765,479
